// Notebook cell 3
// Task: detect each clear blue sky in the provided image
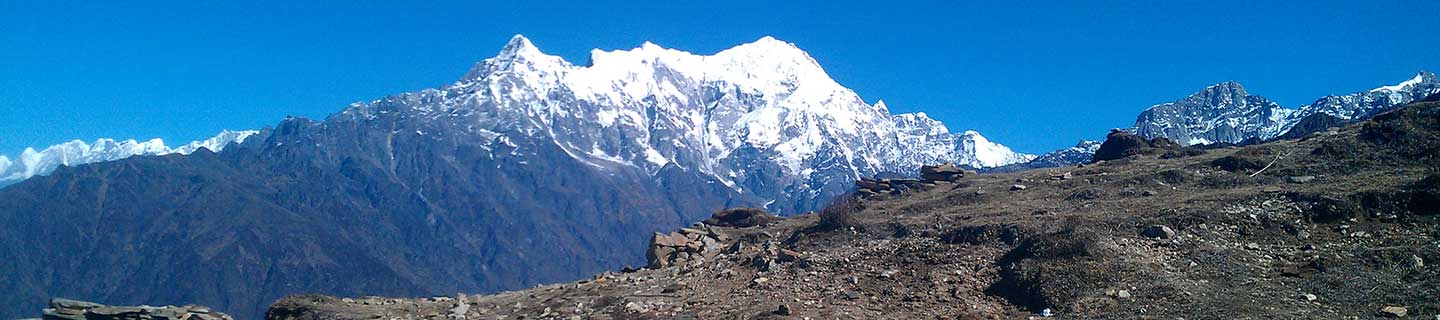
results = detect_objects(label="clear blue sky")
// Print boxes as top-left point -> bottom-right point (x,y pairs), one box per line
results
2,1 -> 1437,155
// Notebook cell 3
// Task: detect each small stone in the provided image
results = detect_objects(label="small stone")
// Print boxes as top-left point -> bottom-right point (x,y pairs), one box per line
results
1141,190 -> 1158,197
751,277 -> 769,286
1411,255 -> 1424,269
1262,186 -> 1283,193
879,269 -> 897,278
777,249 -> 803,262
1286,175 -> 1317,184
1301,294 -> 1317,302
1141,225 -> 1175,239
1378,306 -> 1407,317
841,291 -> 860,300
774,304 -> 792,316
1117,290 -> 1131,299
1010,184 -> 1028,191
1245,242 -> 1261,250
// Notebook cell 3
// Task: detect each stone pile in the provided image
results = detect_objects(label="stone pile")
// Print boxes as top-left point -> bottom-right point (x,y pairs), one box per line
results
39,298 -> 232,320
920,162 -> 966,181
856,163 -> 976,197
646,223 -> 732,268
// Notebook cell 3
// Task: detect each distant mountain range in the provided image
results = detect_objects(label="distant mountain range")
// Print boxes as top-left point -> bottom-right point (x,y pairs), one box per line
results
0,130 -> 257,187
1133,71 -> 1438,146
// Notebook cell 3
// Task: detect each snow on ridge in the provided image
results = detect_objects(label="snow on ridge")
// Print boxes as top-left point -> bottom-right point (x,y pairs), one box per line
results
954,130 -> 1036,168
1370,72 -> 1426,92
0,130 -> 258,187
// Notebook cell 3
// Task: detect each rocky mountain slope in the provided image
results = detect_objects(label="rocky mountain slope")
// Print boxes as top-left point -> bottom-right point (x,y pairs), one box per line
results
0,36 -> 1031,319
269,99 -> 1440,319
0,130 -> 257,187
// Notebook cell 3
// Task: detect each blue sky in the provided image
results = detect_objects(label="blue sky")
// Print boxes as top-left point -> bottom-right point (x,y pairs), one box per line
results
1,1 -> 1437,155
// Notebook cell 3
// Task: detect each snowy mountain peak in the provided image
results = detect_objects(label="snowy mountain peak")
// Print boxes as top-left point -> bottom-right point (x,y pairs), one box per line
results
953,130 -> 1036,168
1190,81 -> 1249,100
1371,71 -> 1437,92
497,34 -> 544,60
873,100 -> 890,112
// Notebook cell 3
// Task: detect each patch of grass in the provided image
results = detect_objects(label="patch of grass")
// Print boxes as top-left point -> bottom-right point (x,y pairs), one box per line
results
808,194 -> 864,233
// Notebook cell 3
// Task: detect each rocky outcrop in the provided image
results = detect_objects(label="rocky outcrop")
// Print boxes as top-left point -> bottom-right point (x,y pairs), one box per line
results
702,208 -> 779,228
1091,130 -> 1183,162
646,223 -> 734,268
855,163 -> 976,197
920,162 -> 965,182
37,298 -> 232,320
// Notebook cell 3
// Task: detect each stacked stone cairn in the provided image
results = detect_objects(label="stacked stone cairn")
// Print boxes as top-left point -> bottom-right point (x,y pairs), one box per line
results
646,223 -> 733,268
855,163 -> 974,197
38,298 -> 233,320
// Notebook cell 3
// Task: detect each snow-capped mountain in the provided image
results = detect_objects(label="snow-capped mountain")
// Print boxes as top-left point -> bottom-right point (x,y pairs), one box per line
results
0,35 -> 1034,317
1133,71 -> 1439,145
335,35 -> 1029,212
1132,81 -> 1294,145
0,130 -> 257,187
984,140 -> 1099,172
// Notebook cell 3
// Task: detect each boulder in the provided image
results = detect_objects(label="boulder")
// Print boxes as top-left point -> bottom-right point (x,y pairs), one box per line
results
1092,129 -> 1184,162
920,163 -> 965,181
703,208 -> 779,228
1141,225 -> 1175,239
650,232 -> 689,247
1378,306 -> 1407,317
49,299 -> 102,310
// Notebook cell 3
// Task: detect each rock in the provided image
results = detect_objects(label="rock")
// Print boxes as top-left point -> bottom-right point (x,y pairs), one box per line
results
646,246 -> 676,268
1411,255 -> 1425,269
41,309 -> 85,320
1141,225 -> 1175,239
1010,184 -> 1028,191
1050,172 -> 1073,180
49,298 -> 103,310
920,163 -> 965,181
1262,186 -> 1283,193
750,277 -> 769,287
1301,294 -> 1317,302
773,304 -> 792,316
1245,242 -> 1261,250
1141,190 -> 1158,197
448,302 -> 471,319
651,232 -> 689,247
776,249 -> 802,262
1092,130 -> 1181,161
1286,175 -> 1317,183
703,208 -> 779,228
1378,306 -> 1407,317
1117,290 -> 1131,299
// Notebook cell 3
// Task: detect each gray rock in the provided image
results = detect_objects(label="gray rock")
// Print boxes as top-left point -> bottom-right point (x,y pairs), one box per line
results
1286,175 -> 1317,183
1010,184 -> 1028,191
1378,306 -> 1407,317
1141,225 -> 1176,239
49,299 -> 104,310
774,304 -> 792,316
41,309 -> 85,320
